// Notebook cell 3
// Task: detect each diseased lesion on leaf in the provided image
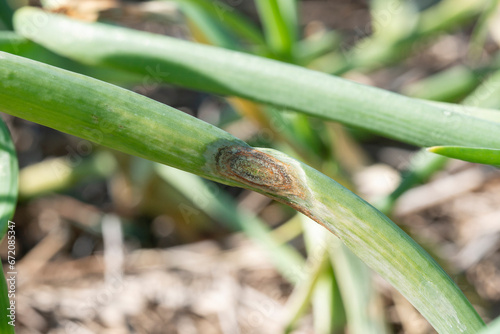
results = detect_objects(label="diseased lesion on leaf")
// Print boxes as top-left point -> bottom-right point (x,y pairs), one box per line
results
205,142 -> 331,233
212,145 -> 306,200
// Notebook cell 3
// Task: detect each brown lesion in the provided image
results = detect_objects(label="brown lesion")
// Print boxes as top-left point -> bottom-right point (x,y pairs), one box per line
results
214,145 -> 306,200
211,143 -> 334,235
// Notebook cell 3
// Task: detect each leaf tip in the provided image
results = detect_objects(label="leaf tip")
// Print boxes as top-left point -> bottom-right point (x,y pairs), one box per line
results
426,146 -> 443,154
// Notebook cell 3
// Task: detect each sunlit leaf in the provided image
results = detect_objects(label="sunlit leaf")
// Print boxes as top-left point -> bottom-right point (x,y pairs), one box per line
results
427,146 -> 500,166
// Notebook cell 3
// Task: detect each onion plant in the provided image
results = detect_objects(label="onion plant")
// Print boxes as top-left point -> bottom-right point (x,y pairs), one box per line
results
1,2 -> 500,333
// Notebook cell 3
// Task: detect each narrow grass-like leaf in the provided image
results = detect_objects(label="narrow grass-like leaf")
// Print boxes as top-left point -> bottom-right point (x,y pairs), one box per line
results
462,69 -> 500,109
467,0 -> 500,60
282,242 -> 329,333
370,0 -> 418,42
377,82 -> 500,214
417,0 -> 488,35
301,215 -> 339,334
167,0 -> 266,46
18,151 -> 116,199
13,7 -> 500,150
404,65 -> 485,102
255,0 -> 294,60
377,72 -> 500,213
311,0 -> 488,74
0,0 -> 15,30
427,146 -> 500,166
0,116 -> 18,334
179,2 -> 240,50
0,117 -> 17,234
0,52 -> 486,333
294,30 -> 341,65
328,236 -> 388,334
276,0 -> 298,37
0,270 -> 14,334
311,262 -> 344,334
378,94 -> 500,214
303,216 -> 387,334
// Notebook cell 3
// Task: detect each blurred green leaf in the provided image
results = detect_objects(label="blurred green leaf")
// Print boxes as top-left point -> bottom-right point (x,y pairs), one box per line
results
468,0 -> 500,60
0,117 -> 17,235
282,237 -> 330,333
179,2 -> 241,50
462,69 -> 500,109
168,0 -> 266,46
328,241 -> 388,334
294,30 -> 341,65
418,0 -> 490,35
312,0 -> 489,74
255,0 -> 295,61
0,270 -> 14,334
427,146 -> 500,166
404,65 -> 486,103
370,0 -> 419,42
276,0 -> 298,40
0,0 -> 16,30
0,116 -> 18,334
18,151 -> 116,200
312,264 -> 345,334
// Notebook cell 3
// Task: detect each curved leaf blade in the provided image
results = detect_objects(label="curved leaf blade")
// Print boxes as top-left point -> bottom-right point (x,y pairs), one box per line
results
0,116 -> 18,334
12,7 -> 500,150
0,52 -> 485,333
428,146 -> 500,166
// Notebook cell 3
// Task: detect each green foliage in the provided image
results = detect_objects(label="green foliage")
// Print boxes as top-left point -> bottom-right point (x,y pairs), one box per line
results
167,0 -> 266,46
13,7 -> 500,150
0,118 -> 17,234
2,2 -> 500,333
428,146 -> 500,166
0,50 -> 487,333
0,117 -> 18,334
0,0 -> 16,30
